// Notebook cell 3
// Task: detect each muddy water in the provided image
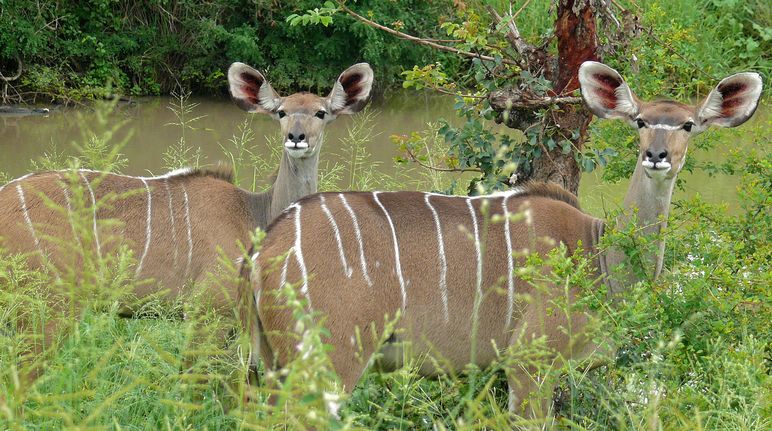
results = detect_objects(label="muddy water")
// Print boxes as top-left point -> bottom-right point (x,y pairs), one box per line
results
0,93 -> 763,217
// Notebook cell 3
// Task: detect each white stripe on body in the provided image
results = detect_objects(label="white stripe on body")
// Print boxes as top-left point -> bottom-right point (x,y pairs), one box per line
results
135,179 -> 153,277
467,198 -> 483,331
502,195 -> 515,328
77,167 -> 194,180
57,173 -> 84,250
182,184 -> 193,279
373,192 -> 407,311
425,194 -> 449,323
320,195 -> 352,278
291,203 -> 311,309
339,194 -> 372,287
164,179 -> 179,267
0,173 -> 34,194
78,172 -> 102,259
279,248 -> 292,289
16,184 -> 41,253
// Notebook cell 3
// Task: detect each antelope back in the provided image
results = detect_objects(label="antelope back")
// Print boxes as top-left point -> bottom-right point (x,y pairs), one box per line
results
250,186 -> 601,376
0,168 -> 251,305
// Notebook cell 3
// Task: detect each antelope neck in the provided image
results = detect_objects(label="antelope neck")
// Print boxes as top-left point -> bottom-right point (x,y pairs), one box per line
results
245,146 -> 321,230
602,162 -> 677,295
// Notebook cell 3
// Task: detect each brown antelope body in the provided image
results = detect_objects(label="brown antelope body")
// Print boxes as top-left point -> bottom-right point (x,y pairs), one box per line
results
0,62 -> 373,382
243,62 -> 762,418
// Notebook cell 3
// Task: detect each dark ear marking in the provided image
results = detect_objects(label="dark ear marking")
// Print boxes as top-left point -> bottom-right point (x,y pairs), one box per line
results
327,63 -> 373,115
593,73 -> 623,110
238,73 -> 263,105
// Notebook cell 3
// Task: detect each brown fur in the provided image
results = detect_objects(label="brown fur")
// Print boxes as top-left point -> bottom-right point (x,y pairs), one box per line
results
517,181 -> 580,210
174,164 -> 235,184
246,189 -> 602,419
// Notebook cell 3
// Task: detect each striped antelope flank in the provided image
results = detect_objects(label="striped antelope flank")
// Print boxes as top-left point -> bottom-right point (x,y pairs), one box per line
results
0,61 -> 373,384
240,62 -> 762,419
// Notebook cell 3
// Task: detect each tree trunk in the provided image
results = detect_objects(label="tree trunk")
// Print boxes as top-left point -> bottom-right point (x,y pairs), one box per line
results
493,0 -> 598,195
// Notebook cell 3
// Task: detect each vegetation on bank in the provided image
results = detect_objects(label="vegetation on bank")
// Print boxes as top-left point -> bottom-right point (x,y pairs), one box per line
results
0,1 -> 768,101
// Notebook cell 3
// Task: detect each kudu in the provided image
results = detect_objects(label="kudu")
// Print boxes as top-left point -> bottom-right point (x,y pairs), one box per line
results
0,62 -> 373,382
241,61 -> 762,419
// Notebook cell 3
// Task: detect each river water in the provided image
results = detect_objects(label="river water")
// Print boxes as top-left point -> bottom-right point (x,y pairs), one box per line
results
0,93 -> 764,217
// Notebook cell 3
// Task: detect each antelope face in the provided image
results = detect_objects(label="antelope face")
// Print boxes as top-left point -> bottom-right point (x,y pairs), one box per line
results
634,102 -> 693,179
276,93 -> 331,158
579,61 -> 763,182
228,62 -> 374,160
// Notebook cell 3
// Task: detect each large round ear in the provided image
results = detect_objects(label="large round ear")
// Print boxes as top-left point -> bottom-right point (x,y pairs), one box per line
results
696,72 -> 763,128
327,63 -> 374,115
228,62 -> 282,114
578,61 -> 640,120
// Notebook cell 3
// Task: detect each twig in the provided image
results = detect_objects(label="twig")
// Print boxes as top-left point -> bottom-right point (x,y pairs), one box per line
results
486,5 -> 533,58
431,86 -> 487,99
404,146 -> 482,174
489,92 -> 584,109
336,2 -> 518,66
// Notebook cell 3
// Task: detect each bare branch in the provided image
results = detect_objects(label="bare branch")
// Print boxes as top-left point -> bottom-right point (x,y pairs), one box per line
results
336,2 -> 518,66
489,91 -> 583,109
486,5 -> 533,58
404,146 -> 482,174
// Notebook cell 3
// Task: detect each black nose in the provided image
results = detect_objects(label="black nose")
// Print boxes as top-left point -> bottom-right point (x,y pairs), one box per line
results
287,133 -> 305,143
645,149 -> 668,163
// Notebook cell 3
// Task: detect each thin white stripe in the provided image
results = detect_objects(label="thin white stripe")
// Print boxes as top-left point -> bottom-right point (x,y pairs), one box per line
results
467,198 -> 482,298
77,167 -> 193,180
16,184 -> 41,252
182,184 -> 193,279
425,194 -> 449,323
280,248 -> 292,288
164,179 -> 179,267
136,179 -> 153,276
502,195 -> 515,328
79,172 -> 102,259
0,172 -> 34,194
320,195 -> 352,278
57,174 -> 83,250
373,192 -> 407,311
648,123 -> 683,130
339,194 -> 372,287
291,204 -> 311,308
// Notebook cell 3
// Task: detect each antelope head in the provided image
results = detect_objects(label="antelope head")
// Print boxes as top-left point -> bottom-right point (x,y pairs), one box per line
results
579,62 -> 763,181
227,62 -> 374,159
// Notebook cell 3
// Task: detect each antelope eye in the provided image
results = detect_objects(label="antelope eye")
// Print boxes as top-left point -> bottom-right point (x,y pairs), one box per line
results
682,121 -> 694,132
636,118 -> 646,129
277,110 -> 286,119
315,111 -> 326,119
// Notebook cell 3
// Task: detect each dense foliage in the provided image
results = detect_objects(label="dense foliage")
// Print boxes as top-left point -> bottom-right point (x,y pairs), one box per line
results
0,0 -> 454,100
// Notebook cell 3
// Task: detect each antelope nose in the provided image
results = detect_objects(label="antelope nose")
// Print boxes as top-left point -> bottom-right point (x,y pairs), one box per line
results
645,149 -> 668,163
287,133 -> 305,143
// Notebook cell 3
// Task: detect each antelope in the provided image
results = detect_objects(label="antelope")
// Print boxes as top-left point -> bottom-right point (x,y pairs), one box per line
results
0,61 -> 373,383
240,62 -> 762,419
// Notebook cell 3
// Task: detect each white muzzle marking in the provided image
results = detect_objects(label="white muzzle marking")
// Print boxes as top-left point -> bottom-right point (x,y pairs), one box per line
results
284,140 -> 309,150
642,160 -> 672,179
